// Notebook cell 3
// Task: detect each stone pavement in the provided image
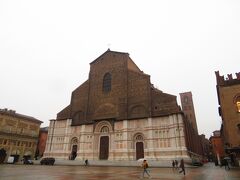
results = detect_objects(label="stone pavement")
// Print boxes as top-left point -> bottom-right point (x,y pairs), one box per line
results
0,163 -> 240,180
31,159 -> 194,167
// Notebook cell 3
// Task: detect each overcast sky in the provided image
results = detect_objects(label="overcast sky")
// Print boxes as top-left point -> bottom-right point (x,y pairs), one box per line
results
1,0 -> 239,138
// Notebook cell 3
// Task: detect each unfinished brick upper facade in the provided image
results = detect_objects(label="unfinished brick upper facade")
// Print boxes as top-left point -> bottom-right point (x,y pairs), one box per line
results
57,50 -> 181,125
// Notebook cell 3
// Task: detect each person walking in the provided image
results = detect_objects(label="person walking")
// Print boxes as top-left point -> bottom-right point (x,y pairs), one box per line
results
172,160 -> 175,171
141,160 -> 151,179
85,159 -> 89,166
224,159 -> 230,170
179,159 -> 185,175
175,160 -> 178,170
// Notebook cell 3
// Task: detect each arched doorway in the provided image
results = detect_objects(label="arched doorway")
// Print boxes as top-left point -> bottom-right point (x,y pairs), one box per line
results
0,148 -> 7,164
135,134 -> 144,160
70,137 -> 78,160
12,149 -> 21,163
99,126 -> 109,160
71,145 -> 78,160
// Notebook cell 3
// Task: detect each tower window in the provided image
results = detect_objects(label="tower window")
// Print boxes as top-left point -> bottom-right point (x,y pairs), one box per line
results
237,101 -> 240,112
234,95 -> 240,113
103,73 -> 111,93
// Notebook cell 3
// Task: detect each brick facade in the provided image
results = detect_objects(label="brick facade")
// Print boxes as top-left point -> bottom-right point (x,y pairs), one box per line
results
179,92 -> 198,133
180,92 -> 206,161
215,71 -> 240,149
0,108 -> 42,162
57,50 -> 181,124
36,127 -> 48,158
209,130 -> 225,164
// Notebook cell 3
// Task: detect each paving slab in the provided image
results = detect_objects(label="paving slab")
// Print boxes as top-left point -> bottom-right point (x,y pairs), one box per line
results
0,162 -> 239,180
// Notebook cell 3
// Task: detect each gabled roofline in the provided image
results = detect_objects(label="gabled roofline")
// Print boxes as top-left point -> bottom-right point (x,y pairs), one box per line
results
0,109 -> 42,124
72,80 -> 89,93
90,49 -> 129,65
127,56 -> 141,71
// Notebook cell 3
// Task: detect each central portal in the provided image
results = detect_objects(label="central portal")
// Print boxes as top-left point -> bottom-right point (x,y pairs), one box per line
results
136,142 -> 144,160
71,145 -> 78,160
99,136 -> 109,160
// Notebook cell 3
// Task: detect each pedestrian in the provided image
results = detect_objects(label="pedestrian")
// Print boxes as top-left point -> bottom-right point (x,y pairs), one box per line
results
179,159 -> 185,175
141,160 -> 151,179
175,160 -> 178,170
85,159 -> 88,166
172,160 -> 175,170
224,159 -> 230,170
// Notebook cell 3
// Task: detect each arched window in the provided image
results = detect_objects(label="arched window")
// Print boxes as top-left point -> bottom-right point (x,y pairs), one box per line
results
71,137 -> 78,144
103,73 -> 111,93
236,97 -> 240,113
100,126 -> 109,133
234,95 -> 240,113
135,135 -> 143,141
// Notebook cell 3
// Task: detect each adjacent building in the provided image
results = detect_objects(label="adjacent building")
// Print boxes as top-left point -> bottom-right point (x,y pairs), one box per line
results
179,92 -> 198,134
209,130 -> 224,164
215,71 -> 240,159
180,92 -> 206,161
0,108 -> 42,162
199,134 -> 211,161
44,50 -> 192,162
36,127 -> 48,158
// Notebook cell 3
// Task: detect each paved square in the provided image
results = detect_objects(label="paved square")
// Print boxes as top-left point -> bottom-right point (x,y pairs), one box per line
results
0,163 -> 239,180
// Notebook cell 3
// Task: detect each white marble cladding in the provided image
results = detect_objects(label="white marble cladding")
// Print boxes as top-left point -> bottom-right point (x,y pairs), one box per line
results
44,114 -> 189,161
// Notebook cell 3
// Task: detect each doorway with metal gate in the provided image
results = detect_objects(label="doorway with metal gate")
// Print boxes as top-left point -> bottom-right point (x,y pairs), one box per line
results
71,145 -> 78,160
135,134 -> 144,160
70,137 -> 78,160
136,142 -> 144,160
99,136 -> 109,160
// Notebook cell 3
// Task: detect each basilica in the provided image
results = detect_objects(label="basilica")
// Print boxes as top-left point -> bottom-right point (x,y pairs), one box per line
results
44,50 -> 190,161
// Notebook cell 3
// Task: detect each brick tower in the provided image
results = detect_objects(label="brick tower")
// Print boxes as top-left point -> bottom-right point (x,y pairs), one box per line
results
180,92 -> 198,134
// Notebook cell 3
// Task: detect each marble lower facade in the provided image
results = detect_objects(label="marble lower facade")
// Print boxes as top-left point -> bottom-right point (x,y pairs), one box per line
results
44,113 -> 191,161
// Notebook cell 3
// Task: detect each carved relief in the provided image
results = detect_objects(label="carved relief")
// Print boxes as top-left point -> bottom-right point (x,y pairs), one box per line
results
133,133 -> 145,142
70,137 -> 78,145
94,121 -> 113,133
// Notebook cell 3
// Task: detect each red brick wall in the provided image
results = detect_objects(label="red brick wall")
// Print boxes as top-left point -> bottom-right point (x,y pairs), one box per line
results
210,136 -> 224,158
38,131 -> 48,157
